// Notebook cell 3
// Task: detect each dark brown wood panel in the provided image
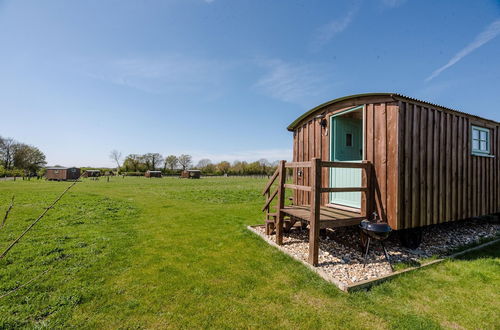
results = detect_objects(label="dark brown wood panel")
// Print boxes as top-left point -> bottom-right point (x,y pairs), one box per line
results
386,102 -> 399,229
397,103 -> 499,228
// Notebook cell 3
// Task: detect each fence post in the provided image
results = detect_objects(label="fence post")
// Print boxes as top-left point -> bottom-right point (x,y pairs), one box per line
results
308,158 -> 321,266
275,160 -> 286,245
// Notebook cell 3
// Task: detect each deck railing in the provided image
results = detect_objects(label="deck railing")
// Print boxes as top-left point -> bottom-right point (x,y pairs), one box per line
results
261,168 -> 280,228
262,158 -> 372,265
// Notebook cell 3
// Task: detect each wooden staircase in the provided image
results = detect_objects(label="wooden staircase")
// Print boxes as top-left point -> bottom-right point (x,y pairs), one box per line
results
261,158 -> 373,266
261,167 -> 279,235
261,163 -> 306,234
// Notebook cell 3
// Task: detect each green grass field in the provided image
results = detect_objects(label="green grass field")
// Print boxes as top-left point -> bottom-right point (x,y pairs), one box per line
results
0,177 -> 498,328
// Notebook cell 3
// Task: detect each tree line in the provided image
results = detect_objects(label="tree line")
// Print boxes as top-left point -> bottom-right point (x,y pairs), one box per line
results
111,150 -> 278,176
0,136 -> 47,177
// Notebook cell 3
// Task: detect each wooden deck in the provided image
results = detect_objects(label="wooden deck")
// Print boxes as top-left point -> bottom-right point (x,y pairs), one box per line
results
281,206 -> 365,229
262,158 -> 373,265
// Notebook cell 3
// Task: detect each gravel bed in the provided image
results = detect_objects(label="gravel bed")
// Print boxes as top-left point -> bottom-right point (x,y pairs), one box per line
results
255,217 -> 499,286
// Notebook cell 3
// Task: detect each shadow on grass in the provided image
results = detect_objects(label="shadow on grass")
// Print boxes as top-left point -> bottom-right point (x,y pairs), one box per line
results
454,240 -> 500,260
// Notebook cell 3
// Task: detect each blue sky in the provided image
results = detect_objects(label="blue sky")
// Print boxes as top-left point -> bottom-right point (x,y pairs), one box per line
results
0,0 -> 499,167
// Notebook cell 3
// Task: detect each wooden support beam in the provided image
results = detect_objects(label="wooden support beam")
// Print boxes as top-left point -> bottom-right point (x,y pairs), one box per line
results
308,158 -> 321,266
265,189 -> 271,220
363,163 -> 373,218
284,161 -> 312,168
320,161 -> 370,169
284,184 -> 312,192
320,187 -> 368,193
276,160 -> 286,245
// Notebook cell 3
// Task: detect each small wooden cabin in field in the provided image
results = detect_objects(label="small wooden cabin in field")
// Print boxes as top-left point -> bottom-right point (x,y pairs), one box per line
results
145,170 -> 162,178
262,93 -> 499,265
45,166 -> 81,181
180,170 -> 201,179
83,170 -> 101,178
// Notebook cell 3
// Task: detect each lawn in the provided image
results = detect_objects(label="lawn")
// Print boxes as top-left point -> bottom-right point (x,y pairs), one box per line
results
0,177 -> 498,328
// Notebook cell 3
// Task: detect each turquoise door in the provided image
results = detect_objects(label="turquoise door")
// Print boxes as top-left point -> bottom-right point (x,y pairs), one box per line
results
330,112 -> 363,208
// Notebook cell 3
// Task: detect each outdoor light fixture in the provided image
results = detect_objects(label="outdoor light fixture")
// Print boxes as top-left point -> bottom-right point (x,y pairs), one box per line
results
315,113 -> 327,128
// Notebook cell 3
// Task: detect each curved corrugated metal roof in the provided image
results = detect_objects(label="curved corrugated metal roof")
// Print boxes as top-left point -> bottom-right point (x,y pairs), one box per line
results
287,93 -> 499,131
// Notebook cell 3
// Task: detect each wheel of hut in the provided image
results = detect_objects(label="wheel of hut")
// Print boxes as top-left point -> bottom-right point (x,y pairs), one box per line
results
399,228 -> 423,249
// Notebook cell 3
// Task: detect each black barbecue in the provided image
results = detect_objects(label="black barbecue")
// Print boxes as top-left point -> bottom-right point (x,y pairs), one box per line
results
360,213 -> 393,271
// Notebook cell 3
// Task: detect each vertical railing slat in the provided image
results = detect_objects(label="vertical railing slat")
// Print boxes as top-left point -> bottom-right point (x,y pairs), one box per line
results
275,160 -> 286,245
308,158 -> 321,266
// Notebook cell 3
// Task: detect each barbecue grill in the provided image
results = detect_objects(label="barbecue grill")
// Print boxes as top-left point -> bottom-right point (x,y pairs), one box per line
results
360,213 -> 393,271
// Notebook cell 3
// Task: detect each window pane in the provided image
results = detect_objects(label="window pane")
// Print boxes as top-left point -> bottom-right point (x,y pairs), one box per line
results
472,129 -> 479,139
346,133 -> 352,147
480,141 -> 487,151
480,131 -> 488,140
472,140 -> 479,150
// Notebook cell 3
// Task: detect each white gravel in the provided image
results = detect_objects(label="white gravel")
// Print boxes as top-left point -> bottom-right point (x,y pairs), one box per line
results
254,217 -> 499,286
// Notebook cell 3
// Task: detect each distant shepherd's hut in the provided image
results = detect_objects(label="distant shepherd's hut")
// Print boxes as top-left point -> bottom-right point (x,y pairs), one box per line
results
180,170 -> 201,179
145,170 -> 162,178
45,166 -> 81,181
83,170 -> 101,178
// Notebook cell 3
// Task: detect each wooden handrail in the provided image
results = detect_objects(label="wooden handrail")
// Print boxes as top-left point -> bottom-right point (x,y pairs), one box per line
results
261,189 -> 278,211
284,184 -> 312,192
284,161 -> 312,168
320,161 -> 370,169
320,187 -> 368,193
261,168 -> 279,196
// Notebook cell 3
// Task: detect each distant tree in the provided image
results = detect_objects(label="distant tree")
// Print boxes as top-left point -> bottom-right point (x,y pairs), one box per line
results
258,158 -> 270,174
143,153 -> 163,170
123,154 -> 142,172
178,154 -> 192,170
231,160 -> 248,175
196,159 -> 211,169
109,150 -> 122,173
247,161 -> 262,175
12,144 -> 46,174
0,136 -> 17,170
203,163 -> 216,174
137,154 -> 148,171
216,161 -> 230,175
164,155 -> 178,171
196,159 -> 214,175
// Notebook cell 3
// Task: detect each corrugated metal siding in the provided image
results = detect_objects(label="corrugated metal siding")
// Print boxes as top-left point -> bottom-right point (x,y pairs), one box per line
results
398,101 -> 500,229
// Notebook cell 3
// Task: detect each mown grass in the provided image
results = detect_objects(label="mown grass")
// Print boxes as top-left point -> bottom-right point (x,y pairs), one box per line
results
0,177 -> 498,328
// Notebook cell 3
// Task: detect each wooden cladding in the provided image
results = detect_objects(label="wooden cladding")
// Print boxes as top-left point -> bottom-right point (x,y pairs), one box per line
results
291,94 -> 499,230
365,102 -> 400,229
398,101 -> 499,229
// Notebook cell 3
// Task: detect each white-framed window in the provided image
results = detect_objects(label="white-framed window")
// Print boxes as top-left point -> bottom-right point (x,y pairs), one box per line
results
471,126 -> 490,155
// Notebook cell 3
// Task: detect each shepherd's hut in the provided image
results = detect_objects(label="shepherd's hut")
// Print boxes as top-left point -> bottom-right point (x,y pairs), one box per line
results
83,170 -> 101,178
45,166 -> 81,181
262,93 -> 499,265
145,170 -> 162,178
180,170 -> 201,179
